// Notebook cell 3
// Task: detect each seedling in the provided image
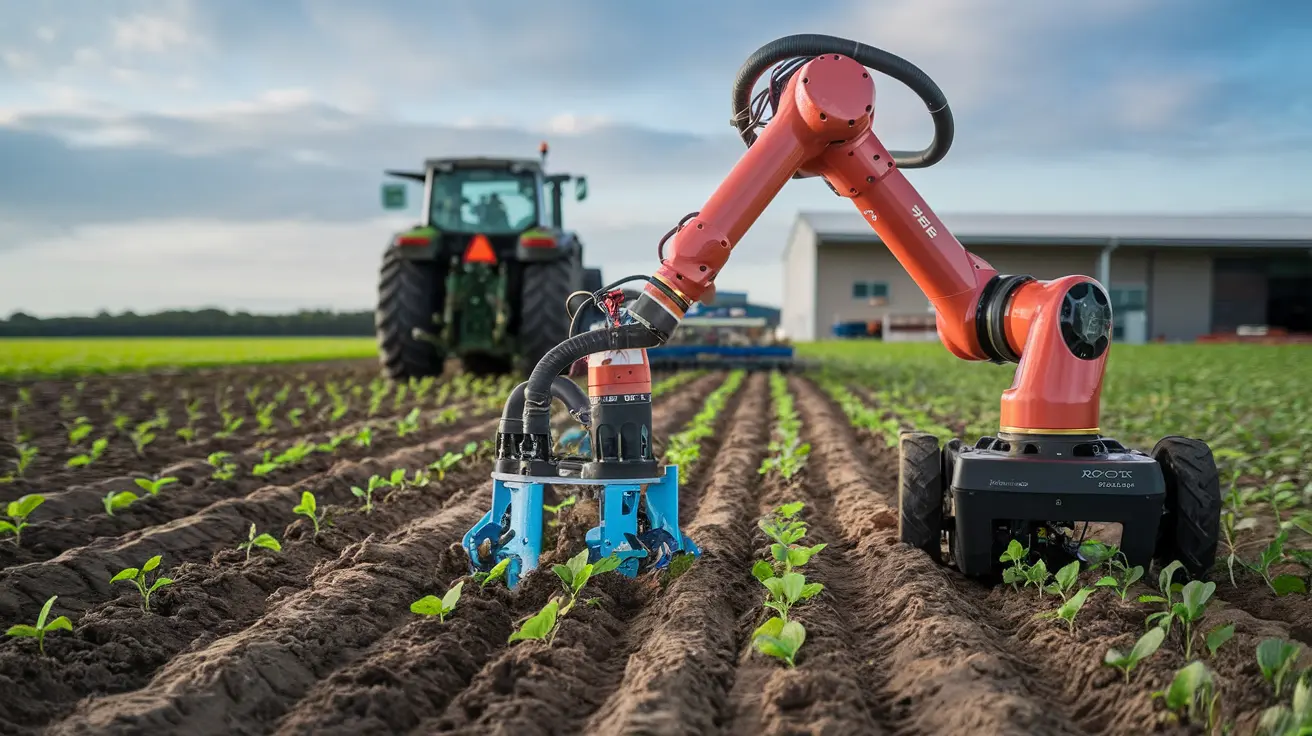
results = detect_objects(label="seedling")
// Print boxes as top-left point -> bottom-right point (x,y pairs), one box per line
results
66,416 -> 93,447
1205,623 -> 1235,658
752,616 -> 807,668
1258,638 -> 1303,698
1024,558 -> 1051,598
509,550 -> 623,644
1,494 -> 45,545
134,476 -> 179,496
353,426 -> 373,448
395,407 -> 422,436
66,437 -> 109,468
758,570 -> 824,621
1154,661 -> 1220,731
286,407 -> 305,428
293,491 -> 325,536
1094,558 -> 1145,601
1045,560 -> 1082,601
1173,580 -> 1216,659
351,475 -> 387,514
5,595 -> 72,655
103,490 -> 138,515
429,451 -> 464,481
1250,532 -> 1307,596
1000,539 -> 1030,592
1139,560 -> 1185,634
410,580 -> 463,622
215,411 -> 244,439
252,450 -> 280,477
111,555 -> 174,612
508,599 -> 560,643
1035,586 -> 1095,633
1256,672 -> 1311,735
8,444 -> 38,479
472,557 -> 511,588
130,420 -> 158,456
543,495 -> 577,527
1104,626 -> 1165,683
237,523 -> 282,561
207,451 -> 237,481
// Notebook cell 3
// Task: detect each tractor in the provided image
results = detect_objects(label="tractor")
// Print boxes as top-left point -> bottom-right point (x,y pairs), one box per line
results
375,143 -> 604,379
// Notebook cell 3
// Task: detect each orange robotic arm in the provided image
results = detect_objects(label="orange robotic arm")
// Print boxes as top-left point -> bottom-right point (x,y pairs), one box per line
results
628,37 -> 1114,436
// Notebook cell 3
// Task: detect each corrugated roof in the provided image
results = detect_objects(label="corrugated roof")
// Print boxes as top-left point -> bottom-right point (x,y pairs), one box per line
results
798,211 -> 1312,248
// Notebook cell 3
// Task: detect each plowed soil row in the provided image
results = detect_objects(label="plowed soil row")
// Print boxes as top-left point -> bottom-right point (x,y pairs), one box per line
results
1,360 -> 394,492
0,371 -> 722,735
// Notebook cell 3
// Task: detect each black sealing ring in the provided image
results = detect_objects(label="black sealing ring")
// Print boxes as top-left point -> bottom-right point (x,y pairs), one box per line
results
974,274 -> 1033,364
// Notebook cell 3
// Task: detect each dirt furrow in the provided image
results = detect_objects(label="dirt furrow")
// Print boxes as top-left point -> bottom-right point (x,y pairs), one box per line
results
0,360 -> 385,498
582,372 -> 770,736
781,376 -> 1087,736
43,483 -> 490,736
0,418 -> 500,622
0,400 -> 491,570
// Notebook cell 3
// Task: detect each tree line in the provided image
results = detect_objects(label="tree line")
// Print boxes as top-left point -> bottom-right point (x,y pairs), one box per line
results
0,309 -> 375,337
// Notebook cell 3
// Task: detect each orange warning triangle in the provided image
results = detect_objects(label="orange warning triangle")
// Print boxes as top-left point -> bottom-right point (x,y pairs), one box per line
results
463,234 -> 497,264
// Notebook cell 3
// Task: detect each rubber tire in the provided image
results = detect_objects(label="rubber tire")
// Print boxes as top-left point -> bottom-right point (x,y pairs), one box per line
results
1151,436 -> 1222,581
942,437 -> 964,565
898,430 -> 945,562
376,246 -> 445,380
517,257 -> 577,378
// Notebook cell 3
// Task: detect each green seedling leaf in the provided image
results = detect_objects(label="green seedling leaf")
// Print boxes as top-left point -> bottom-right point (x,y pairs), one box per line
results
293,490 -> 323,536
1045,560 -> 1081,600
5,595 -> 73,655
2,493 -> 46,545
133,477 -> 178,496
752,560 -> 774,583
1257,638 -> 1303,697
753,618 -> 807,667
110,555 -> 173,612
1156,660 -> 1219,729
1204,623 -> 1234,658
591,554 -> 623,576
786,543 -> 826,568
475,557 -> 512,588
237,523 -> 281,560
776,502 -> 804,519
1104,625 -> 1166,683
1271,574 -> 1308,596
1000,539 -> 1027,564
509,599 -> 560,642
1036,586 -> 1096,633
103,490 -> 138,516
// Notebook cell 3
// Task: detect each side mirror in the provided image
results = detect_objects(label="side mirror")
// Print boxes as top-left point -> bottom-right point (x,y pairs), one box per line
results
381,183 -> 407,210
575,177 -> 588,201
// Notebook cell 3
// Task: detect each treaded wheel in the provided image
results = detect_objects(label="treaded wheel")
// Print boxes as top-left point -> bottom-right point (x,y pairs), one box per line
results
517,258 -> 577,378
898,430 -> 945,562
1152,436 -> 1222,581
375,246 -> 445,380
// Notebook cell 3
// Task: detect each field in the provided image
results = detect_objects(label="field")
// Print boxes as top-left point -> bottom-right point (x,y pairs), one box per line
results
0,337 -> 377,378
0,343 -> 1309,735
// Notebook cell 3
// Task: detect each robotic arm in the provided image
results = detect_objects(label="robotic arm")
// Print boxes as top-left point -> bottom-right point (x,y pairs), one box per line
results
627,34 -> 1114,436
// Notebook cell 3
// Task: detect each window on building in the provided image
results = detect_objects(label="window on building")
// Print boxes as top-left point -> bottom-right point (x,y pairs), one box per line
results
852,281 -> 889,300
1109,285 -> 1147,340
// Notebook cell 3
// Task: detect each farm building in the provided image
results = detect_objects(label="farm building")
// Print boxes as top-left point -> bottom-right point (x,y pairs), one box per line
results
781,212 -> 1312,343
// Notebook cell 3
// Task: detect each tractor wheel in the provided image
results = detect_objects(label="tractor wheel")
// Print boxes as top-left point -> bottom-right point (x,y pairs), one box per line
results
898,430 -> 945,563
518,257 -> 577,378
376,247 -> 445,380
1152,436 -> 1222,581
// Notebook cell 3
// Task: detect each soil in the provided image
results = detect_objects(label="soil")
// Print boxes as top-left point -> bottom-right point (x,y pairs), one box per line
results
0,361 -> 1305,735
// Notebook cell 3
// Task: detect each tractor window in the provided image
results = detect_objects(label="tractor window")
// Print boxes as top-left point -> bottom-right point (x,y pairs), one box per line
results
430,169 -> 539,234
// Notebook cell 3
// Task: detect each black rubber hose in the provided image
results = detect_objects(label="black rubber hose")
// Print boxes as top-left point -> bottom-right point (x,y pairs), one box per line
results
522,323 -> 661,435
730,33 -> 953,169
500,376 -> 592,433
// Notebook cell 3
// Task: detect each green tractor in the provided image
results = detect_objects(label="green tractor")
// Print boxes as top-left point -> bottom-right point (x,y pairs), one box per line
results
375,144 -> 604,379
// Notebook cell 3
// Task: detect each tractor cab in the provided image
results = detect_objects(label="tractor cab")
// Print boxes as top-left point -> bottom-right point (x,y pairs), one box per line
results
374,144 -> 601,379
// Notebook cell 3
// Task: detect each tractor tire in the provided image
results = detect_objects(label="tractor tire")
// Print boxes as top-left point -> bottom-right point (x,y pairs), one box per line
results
1152,436 -> 1222,581
517,257 -> 577,378
898,430 -> 945,563
375,247 -> 445,380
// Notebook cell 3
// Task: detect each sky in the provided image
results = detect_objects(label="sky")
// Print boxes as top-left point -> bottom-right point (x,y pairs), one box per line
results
2,0 -> 1310,316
